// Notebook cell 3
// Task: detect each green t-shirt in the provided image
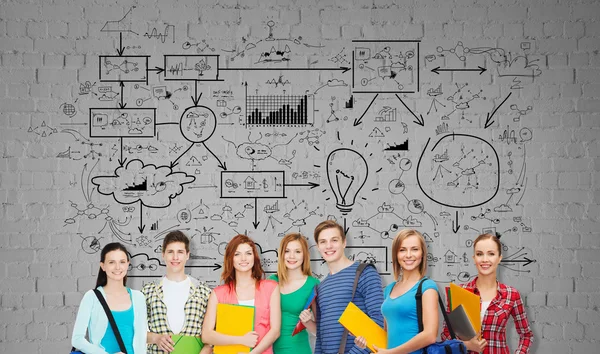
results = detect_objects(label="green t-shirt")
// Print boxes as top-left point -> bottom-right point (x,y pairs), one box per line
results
268,274 -> 320,354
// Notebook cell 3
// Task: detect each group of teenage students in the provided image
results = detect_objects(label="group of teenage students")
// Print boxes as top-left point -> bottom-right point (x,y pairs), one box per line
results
72,220 -> 533,354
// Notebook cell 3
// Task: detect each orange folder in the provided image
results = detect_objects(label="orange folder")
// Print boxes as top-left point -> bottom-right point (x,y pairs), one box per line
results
448,283 -> 481,334
214,303 -> 255,354
338,302 -> 387,352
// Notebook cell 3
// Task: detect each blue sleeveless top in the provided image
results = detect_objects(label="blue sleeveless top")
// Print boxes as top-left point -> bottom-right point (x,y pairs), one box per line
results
100,288 -> 135,354
382,278 -> 438,353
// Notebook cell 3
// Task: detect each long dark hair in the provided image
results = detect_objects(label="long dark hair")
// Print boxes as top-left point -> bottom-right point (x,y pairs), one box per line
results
96,242 -> 130,288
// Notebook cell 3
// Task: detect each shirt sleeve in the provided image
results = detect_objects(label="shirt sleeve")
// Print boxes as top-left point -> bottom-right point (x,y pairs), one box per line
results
141,283 -> 153,333
349,265 -> 385,354
133,290 -> 148,354
511,289 -> 533,354
71,290 -> 108,354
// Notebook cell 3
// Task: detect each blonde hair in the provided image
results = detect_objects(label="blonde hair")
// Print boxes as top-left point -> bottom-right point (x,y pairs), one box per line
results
391,229 -> 428,280
276,233 -> 312,285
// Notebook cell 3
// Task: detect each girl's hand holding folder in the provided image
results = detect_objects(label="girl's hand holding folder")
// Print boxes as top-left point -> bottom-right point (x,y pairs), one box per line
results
354,338 -> 392,354
240,331 -> 259,348
464,333 -> 487,353
299,309 -> 313,323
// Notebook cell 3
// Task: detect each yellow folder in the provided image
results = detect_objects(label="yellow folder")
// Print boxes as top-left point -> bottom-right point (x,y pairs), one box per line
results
338,302 -> 387,352
449,283 -> 481,334
214,303 -> 255,354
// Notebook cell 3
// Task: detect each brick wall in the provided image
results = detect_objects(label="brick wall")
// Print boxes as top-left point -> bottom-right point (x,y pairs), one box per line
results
0,0 -> 598,352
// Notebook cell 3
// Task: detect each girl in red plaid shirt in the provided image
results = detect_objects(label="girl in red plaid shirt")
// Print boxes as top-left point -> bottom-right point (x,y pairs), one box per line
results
441,233 -> 533,353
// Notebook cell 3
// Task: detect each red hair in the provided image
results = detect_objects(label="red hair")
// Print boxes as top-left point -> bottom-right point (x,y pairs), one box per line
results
221,234 -> 265,291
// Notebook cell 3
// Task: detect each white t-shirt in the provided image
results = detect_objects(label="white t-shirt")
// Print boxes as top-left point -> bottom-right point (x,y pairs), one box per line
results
238,299 -> 255,306
480,300 -> 491,322
162,276 -> 191,334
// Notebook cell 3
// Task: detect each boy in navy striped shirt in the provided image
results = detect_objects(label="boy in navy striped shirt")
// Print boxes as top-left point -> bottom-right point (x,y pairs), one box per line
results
313,220 -> 384,354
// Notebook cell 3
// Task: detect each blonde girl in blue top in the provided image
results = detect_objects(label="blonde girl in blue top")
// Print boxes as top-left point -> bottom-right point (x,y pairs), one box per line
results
355,229 -> 438,353
71,242 -> 147,354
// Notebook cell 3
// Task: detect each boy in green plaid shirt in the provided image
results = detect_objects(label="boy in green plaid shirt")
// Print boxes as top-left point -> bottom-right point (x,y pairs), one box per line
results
142,231 -> 212,354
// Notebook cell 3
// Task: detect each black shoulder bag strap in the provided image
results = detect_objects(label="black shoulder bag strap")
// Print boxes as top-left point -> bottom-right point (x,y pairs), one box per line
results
415,278 -> 460,354
338,263 -> 372,354
93,288 -> 128,354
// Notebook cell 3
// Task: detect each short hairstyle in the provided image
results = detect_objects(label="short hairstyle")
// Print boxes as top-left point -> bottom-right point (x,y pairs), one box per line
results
314,220 -> 345,243
162,230 -> 190,253
276,233 -> 312,285
391,229 -> 428,280
473,233 -> 503,256
221,234 -> 264,291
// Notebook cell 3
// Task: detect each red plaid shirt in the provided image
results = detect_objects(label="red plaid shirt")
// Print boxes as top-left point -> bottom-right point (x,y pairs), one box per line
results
441,277 -> 533,354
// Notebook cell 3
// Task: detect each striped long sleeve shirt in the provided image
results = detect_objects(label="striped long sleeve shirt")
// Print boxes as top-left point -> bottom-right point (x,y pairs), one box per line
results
315,262 -> 384,354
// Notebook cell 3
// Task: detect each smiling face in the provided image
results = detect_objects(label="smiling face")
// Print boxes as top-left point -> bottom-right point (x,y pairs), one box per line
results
473,238 -> 502,276
284,240 -> 304,271
317,227 -> 346,264
397,235 -> 423,273
100,250 -> 129,283
233,243 -> 254,273
162,241 -> 190,274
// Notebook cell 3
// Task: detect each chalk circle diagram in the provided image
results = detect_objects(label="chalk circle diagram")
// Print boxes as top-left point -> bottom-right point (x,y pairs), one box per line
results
388,157 -> 412,194
417,134 -> 500,208
180,105 -> 217,143
91,159 -> 195,208
81,236 -> 102,254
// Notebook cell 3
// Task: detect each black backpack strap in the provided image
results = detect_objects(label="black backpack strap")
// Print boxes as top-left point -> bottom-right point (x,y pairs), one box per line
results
415,278 -> 458,340
94,289 -> 128,354
339,263 -> 373,354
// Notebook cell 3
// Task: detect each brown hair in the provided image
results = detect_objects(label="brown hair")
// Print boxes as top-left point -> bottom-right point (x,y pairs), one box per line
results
391,229 -> 428,280
221,234 -> 264,291
276,233 -> 312,285
473,233 -> 502,256
162,230 -> 190,253
314,220 -> 345,243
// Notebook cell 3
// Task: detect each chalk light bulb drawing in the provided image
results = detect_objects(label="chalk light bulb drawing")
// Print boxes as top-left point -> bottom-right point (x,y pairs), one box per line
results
326,148 -> 369,214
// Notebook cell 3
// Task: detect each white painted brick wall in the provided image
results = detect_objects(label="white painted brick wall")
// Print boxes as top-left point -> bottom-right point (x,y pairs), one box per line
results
0,0 -> 599,353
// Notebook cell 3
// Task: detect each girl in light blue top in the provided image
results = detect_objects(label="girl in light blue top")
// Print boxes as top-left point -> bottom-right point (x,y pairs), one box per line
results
355,229 -> 438,354
71,242 -> 147,354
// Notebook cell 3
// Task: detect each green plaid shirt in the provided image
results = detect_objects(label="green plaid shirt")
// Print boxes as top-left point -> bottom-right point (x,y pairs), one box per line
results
142,276 -> 211,354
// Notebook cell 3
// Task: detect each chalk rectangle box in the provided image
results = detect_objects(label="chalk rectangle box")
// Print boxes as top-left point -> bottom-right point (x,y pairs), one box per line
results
220,171 -> 286,198
89,108 -> 156,138
99,55 -> 150,83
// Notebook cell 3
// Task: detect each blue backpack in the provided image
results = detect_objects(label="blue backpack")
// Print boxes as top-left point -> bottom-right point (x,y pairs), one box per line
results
415,278 -> 467,354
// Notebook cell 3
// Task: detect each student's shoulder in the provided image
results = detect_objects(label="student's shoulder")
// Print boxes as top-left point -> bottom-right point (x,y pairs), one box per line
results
498,282 -> 523,301
141,279 -> 160,294
384,281 -> 396,293
268,274 -> 279,282
80,288 -> 98,303
422,278 -> 438,290
358,262 -> 380,280
76,289 -> 100,312
261,278 -> 279,290
308,275 -> 320,286
189,276 -> 211,292
129,288 -> 146,302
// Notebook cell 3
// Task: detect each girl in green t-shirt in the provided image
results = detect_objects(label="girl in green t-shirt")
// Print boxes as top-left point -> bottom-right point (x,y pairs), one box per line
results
269,233 -> 319,354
